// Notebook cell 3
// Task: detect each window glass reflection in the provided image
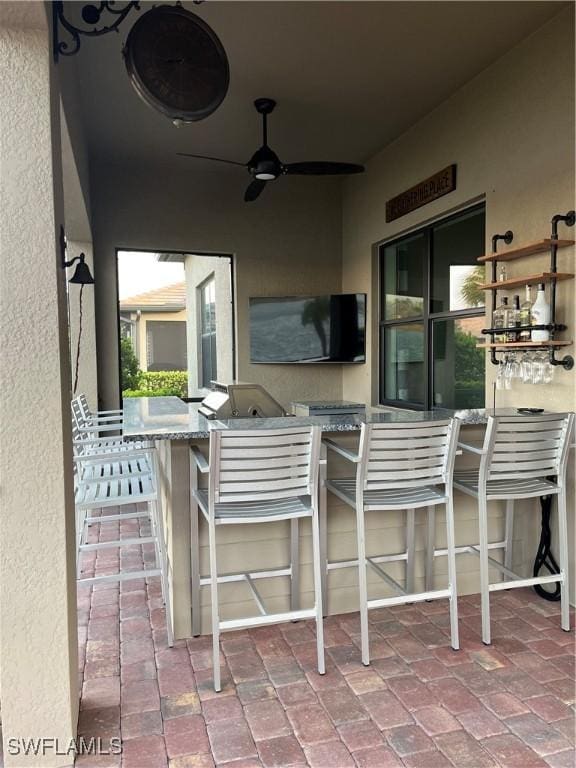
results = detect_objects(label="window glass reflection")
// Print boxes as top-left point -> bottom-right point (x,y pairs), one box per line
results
431,208 -> 485,313
383,323 -> 425,405
432,317 -> 485,409
382,233 -> 425,320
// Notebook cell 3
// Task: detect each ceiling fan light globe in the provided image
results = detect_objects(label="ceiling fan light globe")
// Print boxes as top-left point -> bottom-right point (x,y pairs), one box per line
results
255,172 -> 276,181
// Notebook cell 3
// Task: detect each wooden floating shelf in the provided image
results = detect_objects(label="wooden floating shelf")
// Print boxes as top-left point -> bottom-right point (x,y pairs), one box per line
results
478,239 -> 575,263
477,340 -> 573,350
480,272 -> 574,291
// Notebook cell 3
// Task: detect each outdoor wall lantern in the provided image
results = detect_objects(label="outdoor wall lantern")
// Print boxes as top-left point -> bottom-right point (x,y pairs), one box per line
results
60,226 -> 94,285
60,226 -> 94,395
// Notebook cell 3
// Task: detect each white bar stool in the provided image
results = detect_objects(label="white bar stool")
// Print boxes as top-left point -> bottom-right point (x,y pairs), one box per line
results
74,444 -> 173,646
78,393 -> 124,424
454,412 -> 574,645
325,417 -> 461,666
190,425 -> 325,692
72,396 -> 121,436
71,396 -> 150,453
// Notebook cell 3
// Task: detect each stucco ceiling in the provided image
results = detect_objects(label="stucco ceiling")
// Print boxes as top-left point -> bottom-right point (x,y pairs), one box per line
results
65,1 -> 565,172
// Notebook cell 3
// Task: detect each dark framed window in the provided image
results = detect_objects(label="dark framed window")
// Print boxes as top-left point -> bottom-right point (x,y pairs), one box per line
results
379,204 -> 486,410
146,320 -> 187,371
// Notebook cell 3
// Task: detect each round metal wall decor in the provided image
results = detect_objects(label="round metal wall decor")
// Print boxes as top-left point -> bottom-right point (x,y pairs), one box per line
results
123,4 -> 229,122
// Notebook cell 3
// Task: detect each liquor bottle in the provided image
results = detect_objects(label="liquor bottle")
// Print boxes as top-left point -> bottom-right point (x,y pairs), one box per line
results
531,283 -> 550,341
519,284 -> 532,341
498,265 -> 507,283
493,296 -> 509,343
507,295 -> 521,342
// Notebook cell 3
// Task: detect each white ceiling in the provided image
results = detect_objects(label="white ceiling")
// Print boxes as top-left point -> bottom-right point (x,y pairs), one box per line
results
65,1 -> 565,172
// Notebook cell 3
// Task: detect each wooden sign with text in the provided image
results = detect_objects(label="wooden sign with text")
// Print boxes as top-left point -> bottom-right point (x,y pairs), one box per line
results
386,165 -> 457,222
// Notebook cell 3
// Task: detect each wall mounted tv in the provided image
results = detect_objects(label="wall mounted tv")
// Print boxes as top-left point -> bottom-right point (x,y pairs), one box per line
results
249,294 -> 366,364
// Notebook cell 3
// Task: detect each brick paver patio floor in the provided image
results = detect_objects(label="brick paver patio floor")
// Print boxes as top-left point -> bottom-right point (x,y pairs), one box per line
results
75,509 -> 575,768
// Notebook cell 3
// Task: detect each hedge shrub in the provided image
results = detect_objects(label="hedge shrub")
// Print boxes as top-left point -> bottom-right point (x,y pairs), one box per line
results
122,370 -> 188,398
120,337 -> 140,391
123,387 -> 177,398
137,371 -> 188,397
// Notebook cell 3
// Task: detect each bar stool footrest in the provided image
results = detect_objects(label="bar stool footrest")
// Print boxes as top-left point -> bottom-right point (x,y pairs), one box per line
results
80,536 -> 155,551
327,551 -> 407,572
489,572 -> 563,592
86,511 -> 150,523
367,588 -> 451,610
220,607 -> 316,632
199,566 -> 292,587
433,541 -> 506,558
78,568 -> 161,585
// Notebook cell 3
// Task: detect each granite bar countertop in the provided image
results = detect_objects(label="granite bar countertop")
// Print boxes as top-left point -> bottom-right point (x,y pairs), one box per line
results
291,400 -> 366,410
122,396 -> 512,442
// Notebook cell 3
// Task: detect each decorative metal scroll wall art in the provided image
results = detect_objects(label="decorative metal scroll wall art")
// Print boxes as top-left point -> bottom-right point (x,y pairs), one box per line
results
52,1 -> 141,61
52,1 -> 205,61
52,2 -> 228,123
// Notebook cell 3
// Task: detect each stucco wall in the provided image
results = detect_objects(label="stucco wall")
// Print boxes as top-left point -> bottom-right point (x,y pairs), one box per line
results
61,103 -> 97,406
58,60 -> 92,230
184,254 -> 234,396
341,7 -> 575,599
92,166 -> 343,411
134,310 -> 187,372
0,11 -> 78,766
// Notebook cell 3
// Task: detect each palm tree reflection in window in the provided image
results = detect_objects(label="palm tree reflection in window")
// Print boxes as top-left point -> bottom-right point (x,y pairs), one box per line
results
460,264 -> 485,308
301,296 -> 330,358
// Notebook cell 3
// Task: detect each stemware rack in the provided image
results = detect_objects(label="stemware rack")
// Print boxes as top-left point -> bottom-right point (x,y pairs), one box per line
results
478,210 -> 575,370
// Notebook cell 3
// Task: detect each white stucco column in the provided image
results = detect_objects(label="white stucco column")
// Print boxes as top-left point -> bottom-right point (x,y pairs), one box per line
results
0,6 -> 79,767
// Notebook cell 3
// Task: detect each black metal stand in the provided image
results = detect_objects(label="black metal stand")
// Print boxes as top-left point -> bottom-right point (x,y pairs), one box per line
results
488,230 -> 513,366
533,491 -> 561,602
549,211 -> 576,369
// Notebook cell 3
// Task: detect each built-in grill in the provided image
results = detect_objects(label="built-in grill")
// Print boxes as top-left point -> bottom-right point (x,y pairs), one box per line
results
198,381 -> 287,419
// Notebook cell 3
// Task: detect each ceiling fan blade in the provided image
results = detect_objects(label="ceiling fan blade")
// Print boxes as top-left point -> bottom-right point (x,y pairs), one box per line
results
244,179 -> 266,202
177,152 -> 246,168
284,161 -> 365,176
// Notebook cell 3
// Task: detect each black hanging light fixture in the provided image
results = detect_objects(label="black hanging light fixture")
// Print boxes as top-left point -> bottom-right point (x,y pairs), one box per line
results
60,226 -> 94,285
68,254 -> 95,285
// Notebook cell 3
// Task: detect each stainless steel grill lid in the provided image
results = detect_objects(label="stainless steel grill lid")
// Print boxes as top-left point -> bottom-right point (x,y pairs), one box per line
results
199,382 -> 286,419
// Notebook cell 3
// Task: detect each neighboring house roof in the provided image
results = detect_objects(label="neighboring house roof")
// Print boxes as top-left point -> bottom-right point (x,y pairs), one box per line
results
120,282 -> 186,312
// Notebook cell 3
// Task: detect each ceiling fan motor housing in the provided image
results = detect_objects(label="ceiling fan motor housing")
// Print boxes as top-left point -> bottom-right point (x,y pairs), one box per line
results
249,145 -> 281,180
254,98 -> 277,115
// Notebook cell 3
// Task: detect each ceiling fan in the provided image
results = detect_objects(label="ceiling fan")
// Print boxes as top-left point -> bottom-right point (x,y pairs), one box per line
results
178,98 -> 365,202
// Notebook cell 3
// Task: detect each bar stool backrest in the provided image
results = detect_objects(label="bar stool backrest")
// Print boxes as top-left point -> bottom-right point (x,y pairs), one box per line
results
358,419 -> 460,491
71,422 -> 99,478
209,426 -> 322,506
71,397 -> 85,429
78,393 -> 92,420
481,413 -> 574,484
71,397 -> 103,445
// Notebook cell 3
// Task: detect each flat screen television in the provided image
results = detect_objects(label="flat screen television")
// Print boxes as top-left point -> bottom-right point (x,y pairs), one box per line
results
249,294 -> 366,364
